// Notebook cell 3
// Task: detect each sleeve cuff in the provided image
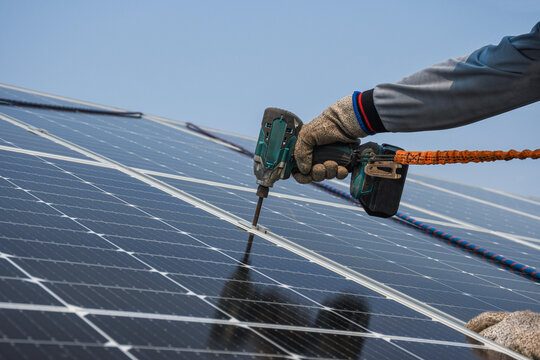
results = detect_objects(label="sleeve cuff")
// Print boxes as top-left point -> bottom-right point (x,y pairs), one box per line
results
352,89 -> 387,135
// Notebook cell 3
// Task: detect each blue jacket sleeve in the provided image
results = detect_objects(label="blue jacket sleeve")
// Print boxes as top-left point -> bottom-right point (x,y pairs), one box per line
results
358,23 -> 540,133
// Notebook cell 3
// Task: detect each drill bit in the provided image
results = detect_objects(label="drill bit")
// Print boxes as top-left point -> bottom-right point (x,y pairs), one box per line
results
242,185 -> 268,263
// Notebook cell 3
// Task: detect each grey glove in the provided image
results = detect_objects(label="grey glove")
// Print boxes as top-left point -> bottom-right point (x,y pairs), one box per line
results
466,311 -> 540,359
293,96 -> 367,184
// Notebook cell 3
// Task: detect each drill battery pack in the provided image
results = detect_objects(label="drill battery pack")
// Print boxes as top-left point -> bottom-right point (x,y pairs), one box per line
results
350,142 -> 408,218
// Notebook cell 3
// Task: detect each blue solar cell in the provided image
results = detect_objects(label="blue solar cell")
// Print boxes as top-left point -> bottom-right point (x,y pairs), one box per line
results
249,328 -> 419,359
0,343 -> 127,360
15,258 -> 185,291
0,278 -> 60,305
410,173 -> 540,217
49,282 -> 220,317
0,309 -> 106,343
130,348 -> 281,359
394,341 -> 512,360
0,119 -> 89,159
88,315 -> 289,356
0,259 -> 25,277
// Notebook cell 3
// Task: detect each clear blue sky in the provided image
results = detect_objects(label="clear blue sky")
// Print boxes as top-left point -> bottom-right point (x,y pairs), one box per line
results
1,1 -> 539,197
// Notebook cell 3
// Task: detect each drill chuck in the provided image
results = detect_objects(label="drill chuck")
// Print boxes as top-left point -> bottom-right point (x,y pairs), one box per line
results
256,185 -> 269,198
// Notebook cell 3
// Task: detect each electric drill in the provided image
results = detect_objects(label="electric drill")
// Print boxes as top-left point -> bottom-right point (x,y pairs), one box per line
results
247,107 -> 408,243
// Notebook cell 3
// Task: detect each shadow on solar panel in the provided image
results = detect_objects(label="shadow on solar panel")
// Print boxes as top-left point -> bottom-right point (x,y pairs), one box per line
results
208,245 -> 370,358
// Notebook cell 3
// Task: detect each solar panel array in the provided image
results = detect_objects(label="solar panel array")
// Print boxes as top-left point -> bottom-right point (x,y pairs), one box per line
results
0,84 -> 538,359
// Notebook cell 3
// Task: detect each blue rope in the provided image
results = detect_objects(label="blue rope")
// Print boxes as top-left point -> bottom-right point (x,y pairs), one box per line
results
313,182 -> 540,281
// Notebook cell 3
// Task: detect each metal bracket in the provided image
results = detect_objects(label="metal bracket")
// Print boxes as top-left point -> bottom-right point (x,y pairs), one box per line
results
255,224 -> 270,234
27,128 -> 51,135
364,161 -> 402,179
236,219 -> 269,234
236,219 -> 253,231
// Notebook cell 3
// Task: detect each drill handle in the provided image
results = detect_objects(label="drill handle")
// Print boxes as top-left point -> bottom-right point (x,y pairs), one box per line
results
292,142 -> 358,174
311,142 -> 357,170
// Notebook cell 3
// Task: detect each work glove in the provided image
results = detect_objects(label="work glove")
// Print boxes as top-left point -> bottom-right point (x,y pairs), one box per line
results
293,96 -> 367,184
465,310 -> 540,359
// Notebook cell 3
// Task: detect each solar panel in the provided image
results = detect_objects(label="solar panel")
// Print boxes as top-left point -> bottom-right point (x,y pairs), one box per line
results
1,83 -> 537,359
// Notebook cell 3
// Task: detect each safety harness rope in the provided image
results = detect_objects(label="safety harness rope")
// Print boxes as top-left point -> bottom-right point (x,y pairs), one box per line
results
185,122 -> 254,157
394,149 -> 540,165
314,182 -> 539,281
395,213 -> 539,278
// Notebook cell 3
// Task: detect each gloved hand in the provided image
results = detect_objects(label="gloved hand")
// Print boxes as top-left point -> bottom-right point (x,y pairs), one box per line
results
293,96 -> 367,184
465,310 -> 540,359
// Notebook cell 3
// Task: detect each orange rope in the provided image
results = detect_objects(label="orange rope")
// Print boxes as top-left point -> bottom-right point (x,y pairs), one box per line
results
394,149 -> 540,165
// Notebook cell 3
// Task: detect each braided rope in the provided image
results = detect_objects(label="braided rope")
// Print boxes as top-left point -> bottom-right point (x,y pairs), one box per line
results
394,149 -> 540,165
314,183 -> 539,281
393,213 -> 539,280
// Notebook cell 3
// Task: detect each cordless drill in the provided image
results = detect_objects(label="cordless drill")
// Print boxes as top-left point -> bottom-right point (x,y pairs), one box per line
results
251,107 -> 408,225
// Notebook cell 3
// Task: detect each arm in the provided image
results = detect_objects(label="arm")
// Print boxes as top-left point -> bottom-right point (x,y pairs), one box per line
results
368,22 -> 540,133
294,23 -> 540,182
